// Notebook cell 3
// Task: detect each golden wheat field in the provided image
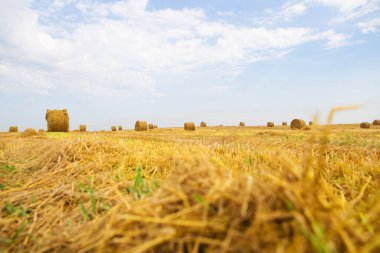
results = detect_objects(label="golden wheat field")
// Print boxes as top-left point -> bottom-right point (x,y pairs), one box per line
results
1,123 -> 380,253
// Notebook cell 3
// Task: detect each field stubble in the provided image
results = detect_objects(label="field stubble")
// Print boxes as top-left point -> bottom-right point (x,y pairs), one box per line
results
0,125 -> 380,253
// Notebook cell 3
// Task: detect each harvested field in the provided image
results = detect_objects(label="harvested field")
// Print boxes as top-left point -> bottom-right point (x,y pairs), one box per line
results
0,124 -> 380,252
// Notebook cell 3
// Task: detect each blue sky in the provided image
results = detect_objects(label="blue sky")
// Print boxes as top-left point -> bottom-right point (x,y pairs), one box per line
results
0,0 -> 379,131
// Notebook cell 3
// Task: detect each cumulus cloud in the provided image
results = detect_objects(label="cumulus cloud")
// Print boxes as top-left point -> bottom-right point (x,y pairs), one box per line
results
0,0 -> 354,96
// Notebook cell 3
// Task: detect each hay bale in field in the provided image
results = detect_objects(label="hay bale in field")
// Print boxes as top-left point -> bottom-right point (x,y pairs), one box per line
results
373,120 -> 380,125
360,122 -> 370,129
282,122 -> 287,126
9,126 -> 18,132
148,123 -> 154,130
290,119 -> 306,130
153,125 -> 158,129
200,122 -> 207,127
118,126 -> 123,131
80,125 -> 86,132
22,128 -> 38,137
46,109 -> 69,132
309,121 -> 314,126
135,121 -> 148,131
239,122 -> 245,127
184,122 -> 195,131
39,129 -> 45,132
111,126 -> 117,131
267,122 -> 274,127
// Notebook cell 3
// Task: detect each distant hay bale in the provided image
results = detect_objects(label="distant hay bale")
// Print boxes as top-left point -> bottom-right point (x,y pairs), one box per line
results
373,120 -> 380,125
309,121 -> 314,126
9,126 -> 18,132
80,125 -> 87,132
239,122 -> 245,127
148,123 -> 154,130
184,122 -> 195,131
22,128 -> 38,137
267,122 -> 274,127
46,109 -> 69,132
153,125 -> 158,129
200,122 -> 207,127
290,119 -> 306,130
282,122 -> 287,126
360,122 -> 370,129
39,129 -> 45,133
135,121 -> 148,131
111,126 -> 117,131
118,126 -> 123,131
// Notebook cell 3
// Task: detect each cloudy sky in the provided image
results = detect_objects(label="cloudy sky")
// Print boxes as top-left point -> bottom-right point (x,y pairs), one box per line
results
0,0 -> 379,130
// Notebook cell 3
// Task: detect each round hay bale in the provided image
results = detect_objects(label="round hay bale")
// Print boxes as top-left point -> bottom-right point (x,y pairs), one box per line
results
9,126 -> 18,132
282,122 -> 287,126
267,122 -> 274,127
39,129 -> 45,133
373,120 -> 380,125
111,126 -> 117,131
184,122 -> 195,131
22,128 -> 38,137
148,123 -> 154,130
239,122 -> 245,127
200,122 -> 207,127
46,109 -> 69,132
309,121 -> 314,126
118,126 -> 123,131
290,119 -> 306,130
135,121 -> 148,131
80,125 -> 87,132
360,122 -> 370,129
153,125 -> 158,129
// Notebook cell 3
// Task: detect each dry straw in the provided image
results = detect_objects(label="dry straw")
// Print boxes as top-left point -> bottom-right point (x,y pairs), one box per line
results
148,123 -> 154,130
360,122 -> 370,129
118,126 -> 123,131
46,109 -> 69,132
267,122 -> 274,127
184,122 -> 195,131
80,125 -> 87,132
9,126 -> 18,132
309,121 -> 314,126
111,126 -> 117,131
39,129 -> 45,132
0,109 -> 379,253
290,119 -> 306,130
302,126 -> 311,131
239,122 -> 245,127
373,120 -> 380,125
282,122 -> 287,126
135,121 -> 148,131
153,125 -> 158,129
200,122 -> 207,127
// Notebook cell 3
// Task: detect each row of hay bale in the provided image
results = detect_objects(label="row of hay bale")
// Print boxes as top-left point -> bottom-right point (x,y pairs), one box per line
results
237,119 -> 312,129
6,108 -> 380,132
360,120 -> 380,129
134,121 -> 158,131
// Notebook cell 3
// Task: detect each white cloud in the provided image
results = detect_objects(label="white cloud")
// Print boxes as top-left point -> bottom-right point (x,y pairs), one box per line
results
0,0 -> 353,96
322,30 -> 353,48
358,17 -> 380,33
313,0 -> 379,22
256,2 -> 307,25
